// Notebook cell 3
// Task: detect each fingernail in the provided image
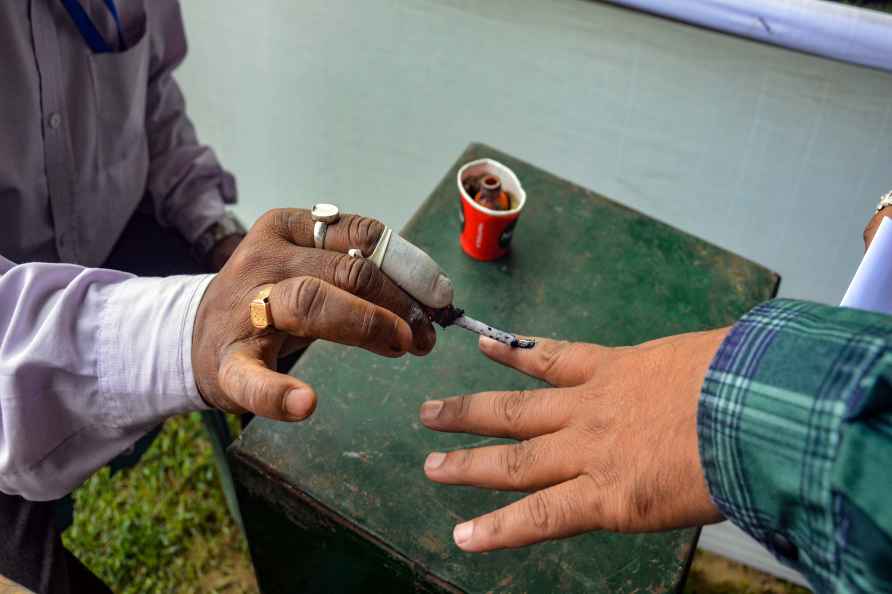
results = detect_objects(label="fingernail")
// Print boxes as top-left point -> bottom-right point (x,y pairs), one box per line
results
425,452 -> 446,470
284,389 -> 312,419
420,400 -> 444,421
453,521 -> 474,546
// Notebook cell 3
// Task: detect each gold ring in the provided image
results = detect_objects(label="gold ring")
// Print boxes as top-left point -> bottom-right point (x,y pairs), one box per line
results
249,285 -> 274,329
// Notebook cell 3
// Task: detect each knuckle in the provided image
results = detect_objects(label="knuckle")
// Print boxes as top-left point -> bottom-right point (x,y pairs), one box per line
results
259,208 -> 288,233
578,473 -> 605,507
501,441 -> 535,486
217,357 -> 254,414
256,208 -> 280,228
334,255 -> 381,298
538,340 -> 572,381
561,490 -> 588,531
355,305 -> 379,343
246,374 -> 274,415
272,208 -> 291,226
452,395 -> 472,420
218,357 -> 242,396
454,448 -> 474,471
289,277 -> 327,324
262,208 -> 307,245
527,492 -> 551,530
584,455 -> 620,489
347,216 -> 385,254
570,396 -> 625,432
588,470 -> 636,532
578,413 -> 610,437
493,390 -> 529,425
483,510 -> 503,538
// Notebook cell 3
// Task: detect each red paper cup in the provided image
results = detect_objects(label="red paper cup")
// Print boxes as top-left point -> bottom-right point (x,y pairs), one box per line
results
457,159 -> 527,261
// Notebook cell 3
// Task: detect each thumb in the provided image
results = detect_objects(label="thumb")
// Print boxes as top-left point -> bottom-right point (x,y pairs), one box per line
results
218,340 -> 317,421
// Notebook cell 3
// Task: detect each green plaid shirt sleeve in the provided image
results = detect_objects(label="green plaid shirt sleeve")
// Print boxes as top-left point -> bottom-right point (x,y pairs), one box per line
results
698,299 -> 892,594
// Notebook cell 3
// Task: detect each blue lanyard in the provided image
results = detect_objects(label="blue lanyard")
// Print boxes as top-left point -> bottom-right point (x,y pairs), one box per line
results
59,0 -> 125,53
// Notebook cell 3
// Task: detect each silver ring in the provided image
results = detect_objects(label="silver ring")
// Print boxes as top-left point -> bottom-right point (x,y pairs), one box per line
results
311,203 -> 340,249
313,221 -> 328,249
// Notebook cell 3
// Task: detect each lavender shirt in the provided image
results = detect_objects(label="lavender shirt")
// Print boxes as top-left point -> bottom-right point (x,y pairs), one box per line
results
0,0 -> 236,266
0,256 -> 211,501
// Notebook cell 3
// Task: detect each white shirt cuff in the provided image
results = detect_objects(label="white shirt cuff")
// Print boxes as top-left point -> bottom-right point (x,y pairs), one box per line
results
98,273 -> 214,425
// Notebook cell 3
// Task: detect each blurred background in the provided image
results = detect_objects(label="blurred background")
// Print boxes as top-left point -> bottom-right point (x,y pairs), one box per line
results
177,0 -> 892,307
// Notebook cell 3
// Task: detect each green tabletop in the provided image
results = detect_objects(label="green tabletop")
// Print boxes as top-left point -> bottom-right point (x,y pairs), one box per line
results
230,143 -> 779,593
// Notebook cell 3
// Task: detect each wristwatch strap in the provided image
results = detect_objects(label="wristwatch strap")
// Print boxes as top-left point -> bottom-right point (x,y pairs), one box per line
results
191,212 -> 246,265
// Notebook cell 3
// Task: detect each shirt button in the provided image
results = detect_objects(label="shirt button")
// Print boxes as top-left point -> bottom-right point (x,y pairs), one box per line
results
49,113 -> 62,129
769,532 -> 799,562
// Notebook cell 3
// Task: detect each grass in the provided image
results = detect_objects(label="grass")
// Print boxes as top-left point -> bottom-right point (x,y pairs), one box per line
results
63,413 -> 256,594
686,552 -> 809,594
64,413 -> 809,593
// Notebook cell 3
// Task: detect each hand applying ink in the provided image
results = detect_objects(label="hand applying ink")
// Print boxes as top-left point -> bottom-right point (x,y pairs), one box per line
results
354,224 -> 533,348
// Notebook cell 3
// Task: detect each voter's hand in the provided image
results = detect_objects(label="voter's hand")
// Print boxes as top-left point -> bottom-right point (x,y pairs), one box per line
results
420,331 -> 728,552
192,208 -> 438,420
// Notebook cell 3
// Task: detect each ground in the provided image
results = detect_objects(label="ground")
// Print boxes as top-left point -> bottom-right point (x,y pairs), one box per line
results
64,413 -> 810,593
685,552 -> 809,594
63,413 -> 257,594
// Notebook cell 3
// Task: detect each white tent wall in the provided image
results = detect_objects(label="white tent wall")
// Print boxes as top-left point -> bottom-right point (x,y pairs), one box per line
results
607,0 -> 892,74
177,1 -> 892,589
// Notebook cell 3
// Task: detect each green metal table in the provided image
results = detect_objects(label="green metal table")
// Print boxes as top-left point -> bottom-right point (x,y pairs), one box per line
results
229,143 -> 779,593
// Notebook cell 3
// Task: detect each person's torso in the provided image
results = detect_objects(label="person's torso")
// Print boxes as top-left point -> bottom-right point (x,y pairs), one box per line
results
0,0 -> 152,265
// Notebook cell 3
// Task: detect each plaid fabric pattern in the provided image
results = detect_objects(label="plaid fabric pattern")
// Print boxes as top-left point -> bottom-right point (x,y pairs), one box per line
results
698,299 -> 892,594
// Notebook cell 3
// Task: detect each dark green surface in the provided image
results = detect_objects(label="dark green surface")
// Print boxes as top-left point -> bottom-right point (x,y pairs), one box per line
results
230,143 -> 779,593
